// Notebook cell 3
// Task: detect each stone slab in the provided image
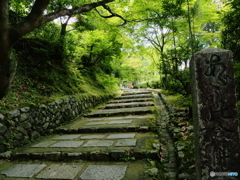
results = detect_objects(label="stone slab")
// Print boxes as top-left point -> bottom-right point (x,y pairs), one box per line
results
80,135 -> 106,139
106,133 -> 135,139
109,98 -> 153,103
87,107 -> 153,117
36,164 -> 83,180
82,140 -> 114,147
79,165 -> 127,180
32,141 -> 56,148
115,139 -> 137,147
87,117 -> 124,121
125,115 -> 151,119
53,135 -> 81,140
104,102 -> 154,109
86,118 -> 103,121
108,120 -> 132,124
50,141 -> 84,148
85,122 -> 106,126
1,164 -> 46,178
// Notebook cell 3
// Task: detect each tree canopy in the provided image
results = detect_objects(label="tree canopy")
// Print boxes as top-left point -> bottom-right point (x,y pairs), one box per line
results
0,0 -> 239,100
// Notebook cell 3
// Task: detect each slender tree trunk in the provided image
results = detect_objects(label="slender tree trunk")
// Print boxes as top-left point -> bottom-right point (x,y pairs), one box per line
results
0,1 -> 17,99
0,0 -> 115,100
186,0 -> 194,56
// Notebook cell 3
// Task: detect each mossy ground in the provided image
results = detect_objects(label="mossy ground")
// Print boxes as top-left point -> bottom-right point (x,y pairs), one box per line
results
0,38 -> 119,114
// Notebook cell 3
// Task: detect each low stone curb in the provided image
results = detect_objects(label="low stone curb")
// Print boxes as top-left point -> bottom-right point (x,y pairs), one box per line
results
56,126 -> 158,134
9,149 -> 159,162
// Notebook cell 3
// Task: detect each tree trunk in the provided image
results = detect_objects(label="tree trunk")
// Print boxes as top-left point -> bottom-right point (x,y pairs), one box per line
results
0,1 -> 17,99
0,0 -> 115,100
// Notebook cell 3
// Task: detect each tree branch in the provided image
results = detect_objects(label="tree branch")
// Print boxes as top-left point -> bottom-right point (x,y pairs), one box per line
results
96,4 -> 161,26
10,0 -> 115,45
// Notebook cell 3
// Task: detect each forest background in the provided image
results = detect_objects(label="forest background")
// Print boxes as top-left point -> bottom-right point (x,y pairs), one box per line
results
0,0 -> 240,117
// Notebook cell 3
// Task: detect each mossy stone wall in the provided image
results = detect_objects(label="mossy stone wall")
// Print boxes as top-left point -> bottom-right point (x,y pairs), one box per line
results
0,94 -> 114,152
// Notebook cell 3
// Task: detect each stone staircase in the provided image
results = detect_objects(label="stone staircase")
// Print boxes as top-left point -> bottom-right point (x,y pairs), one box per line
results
0,89 -> 161,180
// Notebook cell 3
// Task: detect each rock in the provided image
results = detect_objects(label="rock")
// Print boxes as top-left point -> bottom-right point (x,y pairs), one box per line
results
16,127 -> 28,136
0,151 -> 12,159
0,114 -> 5,121
0,123 -> 7,134
43,122 -> 49,129
9,110 -> 20,118
20,107 -> 30,113
22,122 -> 31,130
20,113 -> 29,122
31,131 -> 41,140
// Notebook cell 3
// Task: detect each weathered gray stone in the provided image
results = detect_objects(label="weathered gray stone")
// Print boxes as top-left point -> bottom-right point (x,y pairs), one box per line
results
82,140 -> 114,147
43,122 -> 49,129
85,122 -> 106,126
50,141 -> 84,148
0,123 -> 7,134
44,152 -> 61,161
110,150 -> 128,159
9,110 -> 20,118
87,118 -> 104,121
79,165 -> 127,180
108,120 -> 132,124
80,135 -> 105,139
0,151 -> 12,159
32,141 -> 56,148
31,131 -> 41,140
22,121 -> 31,129
20,107 -> 30,113
19,113 -> 29,122
39,104 -> 47,109
191,48 -> 240,179
0,114 -> 5,121
1,164 -> 46,178
36,164 -> 83,179
106,133 -> 135,139
16,127 -> 28,135
53,134 -> 81,140
115,139 -> 137,147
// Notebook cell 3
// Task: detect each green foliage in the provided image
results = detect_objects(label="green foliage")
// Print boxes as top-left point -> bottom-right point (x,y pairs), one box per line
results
0,37 -> 119,113
26,22 -> 61,43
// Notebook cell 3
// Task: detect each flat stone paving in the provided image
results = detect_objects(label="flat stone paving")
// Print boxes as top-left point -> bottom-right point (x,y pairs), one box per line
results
0,89 -> 160,180
108,98 -> 153,103
82,140 -> 114,147
103,101 -> 154,109
115,139 -> 137,147
50,141 -> 84,148
87,107 -> 154,117
36,164 -> 83,180
1,164 -> 46,178
79,165 -> 127,180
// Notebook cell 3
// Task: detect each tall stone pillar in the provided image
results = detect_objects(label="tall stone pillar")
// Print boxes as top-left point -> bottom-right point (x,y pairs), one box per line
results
190,48 -> 240,179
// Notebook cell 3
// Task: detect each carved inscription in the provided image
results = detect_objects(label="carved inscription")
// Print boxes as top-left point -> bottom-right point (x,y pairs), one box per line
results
191,48 -> 240,179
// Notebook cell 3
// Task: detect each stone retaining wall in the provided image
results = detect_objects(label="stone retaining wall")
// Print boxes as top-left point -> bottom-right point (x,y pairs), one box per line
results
0,94 -> 114,153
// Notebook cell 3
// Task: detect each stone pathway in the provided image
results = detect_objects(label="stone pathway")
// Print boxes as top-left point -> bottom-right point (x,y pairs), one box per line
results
0,89 -> 161,180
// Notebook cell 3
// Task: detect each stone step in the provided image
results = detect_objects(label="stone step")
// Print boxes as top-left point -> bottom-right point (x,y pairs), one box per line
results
86,107 -> 154,117
0,160 -> 158,180
12,132 -> 159,162
56,115 -> 158,134
100,101 -> 154,109
114,94 -> 152,100
57,126 -> 158,134
122,91 -> 152,96
108,98 -> 153,104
